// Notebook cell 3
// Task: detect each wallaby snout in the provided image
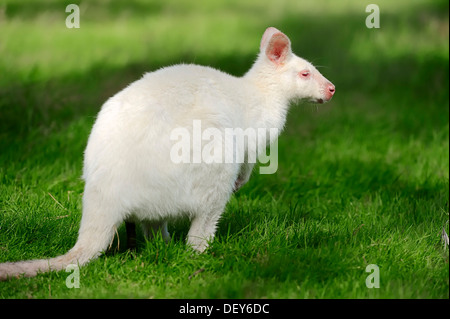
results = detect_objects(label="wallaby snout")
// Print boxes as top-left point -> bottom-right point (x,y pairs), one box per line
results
319,82 -> 335,104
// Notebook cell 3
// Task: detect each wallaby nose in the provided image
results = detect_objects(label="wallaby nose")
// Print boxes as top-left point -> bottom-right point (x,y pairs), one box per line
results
324,83 -> 335,101
328,84 -> 335,95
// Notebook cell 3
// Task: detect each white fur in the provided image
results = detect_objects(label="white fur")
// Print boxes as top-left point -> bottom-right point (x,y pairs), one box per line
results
0,27 -> 334,280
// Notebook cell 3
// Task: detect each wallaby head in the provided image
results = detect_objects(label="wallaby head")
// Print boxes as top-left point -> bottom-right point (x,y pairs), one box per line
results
252,27 -> 335,104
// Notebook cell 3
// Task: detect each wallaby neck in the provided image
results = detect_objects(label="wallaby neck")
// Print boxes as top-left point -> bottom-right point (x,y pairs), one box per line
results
242,57 -> 292,135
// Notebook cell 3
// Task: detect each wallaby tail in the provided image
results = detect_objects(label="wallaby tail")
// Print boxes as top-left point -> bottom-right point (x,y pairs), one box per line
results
0,184 -> 125,281
0,235 -> 111,281
0,246 -> 81,280
0,216 -> 117,281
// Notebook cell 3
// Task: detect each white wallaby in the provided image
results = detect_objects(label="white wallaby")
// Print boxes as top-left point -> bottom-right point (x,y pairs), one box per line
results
0,27 -> 335,280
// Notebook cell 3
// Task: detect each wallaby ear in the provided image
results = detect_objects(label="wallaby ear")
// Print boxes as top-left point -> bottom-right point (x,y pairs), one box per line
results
260,27 -> 291,65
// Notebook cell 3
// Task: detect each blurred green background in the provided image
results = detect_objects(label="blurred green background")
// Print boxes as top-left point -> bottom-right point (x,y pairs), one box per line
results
1,0 -> 448,141
0,0 -> 448,298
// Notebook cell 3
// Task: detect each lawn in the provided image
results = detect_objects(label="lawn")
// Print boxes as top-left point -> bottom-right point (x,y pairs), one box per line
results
0,0 -> 448,299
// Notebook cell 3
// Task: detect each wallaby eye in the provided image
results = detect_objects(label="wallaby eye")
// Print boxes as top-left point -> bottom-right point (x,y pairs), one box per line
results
299,70 -> 310,78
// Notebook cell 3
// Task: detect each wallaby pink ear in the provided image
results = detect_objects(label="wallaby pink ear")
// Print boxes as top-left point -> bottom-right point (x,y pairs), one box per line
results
260,27 -> 291,65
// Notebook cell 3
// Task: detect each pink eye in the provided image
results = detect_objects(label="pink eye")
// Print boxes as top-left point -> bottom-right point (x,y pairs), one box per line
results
300,70 -> 310,78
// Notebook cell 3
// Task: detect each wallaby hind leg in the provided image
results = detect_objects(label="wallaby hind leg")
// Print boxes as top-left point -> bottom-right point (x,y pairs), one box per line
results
125,222 -> 137,250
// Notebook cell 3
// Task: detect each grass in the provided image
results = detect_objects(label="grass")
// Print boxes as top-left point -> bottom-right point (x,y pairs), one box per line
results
0,0 -> 448,299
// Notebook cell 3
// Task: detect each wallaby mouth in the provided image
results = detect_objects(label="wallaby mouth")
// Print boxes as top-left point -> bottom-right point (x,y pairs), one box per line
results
313,85 -> 335,104
310,98 -> 325,104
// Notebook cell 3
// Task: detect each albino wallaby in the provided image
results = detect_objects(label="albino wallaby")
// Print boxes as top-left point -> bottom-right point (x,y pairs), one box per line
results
0,27 -> 335,280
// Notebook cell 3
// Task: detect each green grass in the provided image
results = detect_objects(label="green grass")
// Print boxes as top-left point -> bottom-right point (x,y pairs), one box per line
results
0,0 -> 448,299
